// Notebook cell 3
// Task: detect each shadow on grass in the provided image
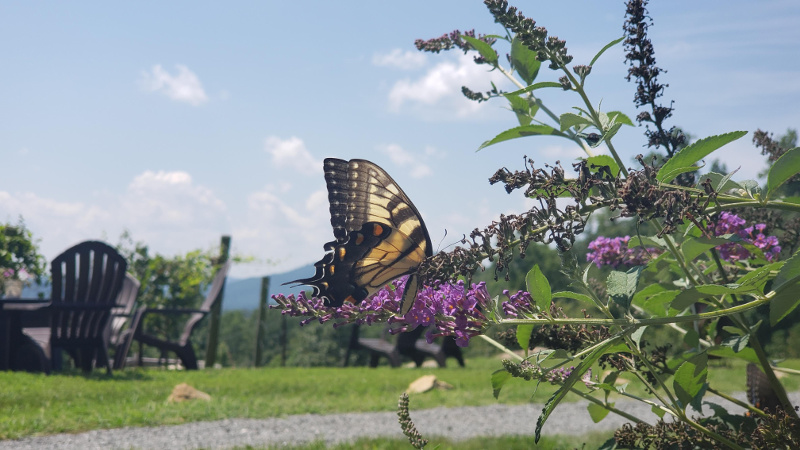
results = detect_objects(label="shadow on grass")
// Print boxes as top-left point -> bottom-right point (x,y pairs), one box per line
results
50,367 -> 155,381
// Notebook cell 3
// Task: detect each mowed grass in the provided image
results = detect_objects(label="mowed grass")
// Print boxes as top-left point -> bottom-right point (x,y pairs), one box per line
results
0,357 -> 547,439
1,356 -> 798,441
255,431 -> 613,449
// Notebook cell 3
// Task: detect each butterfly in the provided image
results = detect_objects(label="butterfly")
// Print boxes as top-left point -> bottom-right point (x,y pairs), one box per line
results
286,158 -> 432,314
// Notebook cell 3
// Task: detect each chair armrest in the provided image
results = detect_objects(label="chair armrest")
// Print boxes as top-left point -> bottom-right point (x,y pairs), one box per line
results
52,303 -> 116,312
141,308 -> 208,316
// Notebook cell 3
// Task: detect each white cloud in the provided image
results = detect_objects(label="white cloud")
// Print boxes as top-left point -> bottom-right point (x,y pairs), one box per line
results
123,170 -> 225,228
232,185 -> 330,276
140,64 -> 209,106
372,49 -> 427,70
377,144 -> 432,178
264,136 -> 321,176
387,53 -> 508,119
0,170 -> 228,262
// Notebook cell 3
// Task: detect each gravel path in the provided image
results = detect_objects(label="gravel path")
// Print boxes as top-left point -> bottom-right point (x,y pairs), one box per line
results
2,393 -> 798,449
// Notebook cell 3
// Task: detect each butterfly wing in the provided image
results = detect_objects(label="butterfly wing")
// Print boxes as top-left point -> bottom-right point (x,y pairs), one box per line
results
287,158 -> 432,314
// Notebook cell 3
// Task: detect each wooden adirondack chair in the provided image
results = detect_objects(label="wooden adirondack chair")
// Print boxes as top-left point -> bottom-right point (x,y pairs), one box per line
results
125,261 -> 230,370
49,240 -> 128,373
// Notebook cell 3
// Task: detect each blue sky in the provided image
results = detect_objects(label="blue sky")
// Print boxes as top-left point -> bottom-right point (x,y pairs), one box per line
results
2,1 -> 799,278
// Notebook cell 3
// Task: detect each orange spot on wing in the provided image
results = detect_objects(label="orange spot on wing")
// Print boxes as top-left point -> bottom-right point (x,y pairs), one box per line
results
355,233 -> 365,245
337,247 -> 346,260
344,295 -> 356,304
373,224 -> 384,236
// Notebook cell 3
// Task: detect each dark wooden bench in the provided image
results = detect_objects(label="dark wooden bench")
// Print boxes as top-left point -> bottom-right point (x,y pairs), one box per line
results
344,324 -> 464,368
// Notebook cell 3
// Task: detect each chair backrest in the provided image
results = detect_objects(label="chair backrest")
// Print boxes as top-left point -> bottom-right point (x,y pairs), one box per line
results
179,261 -> 231,343
50,240 -> 128,342
109,273 -> 141,341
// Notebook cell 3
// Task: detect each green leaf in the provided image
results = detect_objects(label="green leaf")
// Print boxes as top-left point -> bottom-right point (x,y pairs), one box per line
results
781,196 -> 800,204
516,324 -> 534,353
657,131 -> 748,183
504,81 -> 563,97
738,261 -> 783,290
491,369 -> 512,399
651,404 -> 666,418
505,94 -> 537,126
739,179 -> 762,198
559,112 -> 592,132
681,236 -> 730,262
632,283 -> 666,309
606,111 -> 634,127
630,326 -> 647,350
721,333 -> 749,353
590,36 -> 625,66
460,35 -> 498,66
684,329 -> 700,348
586,155 -> 620,177
587,401 -> 612,423
477,125 -> 556,151
699,171 -> 744,194
553,290 -> 595,306
671,284 -> 752,311
606,266 -> 643,311
773,249 -> 800,291
526,265 -> 552,312
657,165 -> 704,185
722,325 -> 745,336
767,147 -> 800,198
673,352 -> 708,411
629,235 -> 666,249
510,36 -> 541,85
707,346 -> 759,364
770,282 -> 800,326
535,337 -> 621,442
600,122 -> 623,145
642,290 -> 679,316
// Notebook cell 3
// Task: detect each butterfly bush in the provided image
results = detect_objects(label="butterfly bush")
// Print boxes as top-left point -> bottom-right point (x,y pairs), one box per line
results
586,236 -> 658,268
273,276 -> 509,347
585,213 -> 781,268
709,212 -> 781,261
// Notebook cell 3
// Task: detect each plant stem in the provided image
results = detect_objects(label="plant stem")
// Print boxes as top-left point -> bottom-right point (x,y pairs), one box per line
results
478,334 -> 523,361
502,292 -> 772,327
706,387 -> 767,419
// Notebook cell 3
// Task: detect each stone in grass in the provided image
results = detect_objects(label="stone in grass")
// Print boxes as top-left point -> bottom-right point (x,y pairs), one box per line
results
168,383 -> 211,403
406,375 -> 454,394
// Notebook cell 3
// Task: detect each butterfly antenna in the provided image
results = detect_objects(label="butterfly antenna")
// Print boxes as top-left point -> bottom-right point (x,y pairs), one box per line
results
434,229 -> 450,253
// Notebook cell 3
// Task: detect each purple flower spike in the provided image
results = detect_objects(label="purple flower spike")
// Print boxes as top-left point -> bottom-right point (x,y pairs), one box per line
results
709,212 -> 781,262
586,235 -> 659,268
272,277 -> 495,347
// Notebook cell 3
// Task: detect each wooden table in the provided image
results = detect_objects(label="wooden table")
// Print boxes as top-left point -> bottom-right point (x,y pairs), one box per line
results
0,298 -> 50,370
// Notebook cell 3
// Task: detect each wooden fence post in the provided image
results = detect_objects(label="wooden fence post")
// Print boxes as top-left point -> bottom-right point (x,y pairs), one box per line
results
254,276 -> 270,367
204,235 -> 231,368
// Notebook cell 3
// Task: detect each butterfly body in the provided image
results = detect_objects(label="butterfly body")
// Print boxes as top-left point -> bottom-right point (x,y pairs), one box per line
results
287,158 -> 432,314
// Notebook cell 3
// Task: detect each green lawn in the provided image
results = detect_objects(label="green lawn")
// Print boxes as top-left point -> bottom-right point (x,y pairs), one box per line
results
0,356 -> 797,442
259,432 -> 613,449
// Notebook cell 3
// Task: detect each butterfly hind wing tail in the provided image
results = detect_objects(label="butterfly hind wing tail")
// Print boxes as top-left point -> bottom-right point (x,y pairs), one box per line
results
399,274 -> 421,315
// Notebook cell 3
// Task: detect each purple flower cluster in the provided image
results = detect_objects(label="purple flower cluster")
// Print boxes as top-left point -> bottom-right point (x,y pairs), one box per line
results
272,276 -> 493,347
501,289 -> 538,318
546,366 -> 575,383
586,236 -> 657,268
709,212 -> 781,261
